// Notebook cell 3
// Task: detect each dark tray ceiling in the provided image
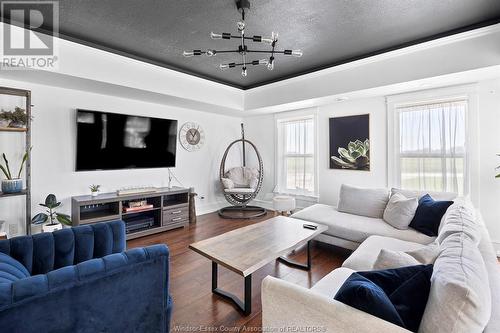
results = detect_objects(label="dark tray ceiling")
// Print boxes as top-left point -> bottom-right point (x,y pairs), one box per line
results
2,0 -> 500,89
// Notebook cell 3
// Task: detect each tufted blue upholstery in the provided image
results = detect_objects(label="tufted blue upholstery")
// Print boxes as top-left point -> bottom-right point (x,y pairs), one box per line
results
0,220 -> 126,275
0,220 -> 172,332
0,252 -> 30,283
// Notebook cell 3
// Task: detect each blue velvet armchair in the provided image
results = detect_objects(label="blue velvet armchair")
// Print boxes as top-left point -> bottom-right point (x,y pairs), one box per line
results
0,220 -> 173,332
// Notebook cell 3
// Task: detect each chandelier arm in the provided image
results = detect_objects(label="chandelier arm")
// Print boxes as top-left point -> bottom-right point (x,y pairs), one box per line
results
212,50 -> 240,53
246,50 -> 286,54
220,61 -> 267,68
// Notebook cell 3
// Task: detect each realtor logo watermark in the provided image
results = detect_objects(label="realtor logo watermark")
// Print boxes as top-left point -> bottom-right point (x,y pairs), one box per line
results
1,1 -> 59,70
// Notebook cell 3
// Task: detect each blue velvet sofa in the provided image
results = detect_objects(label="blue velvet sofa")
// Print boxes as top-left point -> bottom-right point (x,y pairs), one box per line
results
0,220 -> 173,332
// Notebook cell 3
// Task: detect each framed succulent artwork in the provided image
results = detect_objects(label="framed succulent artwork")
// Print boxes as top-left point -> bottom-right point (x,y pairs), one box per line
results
329,114 -> 370,171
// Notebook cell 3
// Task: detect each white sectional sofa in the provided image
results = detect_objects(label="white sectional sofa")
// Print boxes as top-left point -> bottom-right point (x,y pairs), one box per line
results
261,187 -> 500,333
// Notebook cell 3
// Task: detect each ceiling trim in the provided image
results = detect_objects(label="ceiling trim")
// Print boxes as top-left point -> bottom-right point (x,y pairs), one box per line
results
244,18 -> 500,90
248,22 -> 500,92
1,17 -> 499,91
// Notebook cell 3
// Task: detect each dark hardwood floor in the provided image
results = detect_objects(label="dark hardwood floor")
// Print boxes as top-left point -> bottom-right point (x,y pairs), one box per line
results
128,211 -> 351,331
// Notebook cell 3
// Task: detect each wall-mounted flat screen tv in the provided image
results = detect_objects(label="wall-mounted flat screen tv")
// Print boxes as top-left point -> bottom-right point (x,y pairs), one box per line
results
76,110 -> 177,171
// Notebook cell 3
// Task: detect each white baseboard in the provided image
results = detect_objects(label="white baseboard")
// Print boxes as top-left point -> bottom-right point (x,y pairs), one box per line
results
195,200 -> 227,216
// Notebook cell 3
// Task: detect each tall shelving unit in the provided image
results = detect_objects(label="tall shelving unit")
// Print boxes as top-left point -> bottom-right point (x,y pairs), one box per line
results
0,87 -> 32,235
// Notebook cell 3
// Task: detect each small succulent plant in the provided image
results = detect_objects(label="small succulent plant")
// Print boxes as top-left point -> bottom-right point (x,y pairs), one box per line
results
89,184 -> 101,192
331,139 -> 370,170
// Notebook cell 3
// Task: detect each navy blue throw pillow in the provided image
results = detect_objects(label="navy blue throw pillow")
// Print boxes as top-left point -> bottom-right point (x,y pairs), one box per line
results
409,194 -> 453,236
334,265 -> 433,332
333,273 -> 405,328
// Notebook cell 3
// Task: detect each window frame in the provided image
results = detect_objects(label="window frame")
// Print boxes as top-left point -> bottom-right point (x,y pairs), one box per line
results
386,84 -> 478,197
274,109 -> 318,197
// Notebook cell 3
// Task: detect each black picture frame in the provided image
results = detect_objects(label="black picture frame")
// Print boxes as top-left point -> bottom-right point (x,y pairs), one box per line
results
329,114 -> 370,170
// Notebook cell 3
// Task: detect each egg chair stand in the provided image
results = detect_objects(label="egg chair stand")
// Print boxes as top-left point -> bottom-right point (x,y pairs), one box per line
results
218,124 -> 266,219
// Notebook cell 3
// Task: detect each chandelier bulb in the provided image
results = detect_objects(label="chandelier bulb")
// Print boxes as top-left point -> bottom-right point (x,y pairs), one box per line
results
291,49 -> 303,57
242,67 -> 248,77
237,21 -> 245,32
220,64 -> 229,70
267,61 -> 274,71
210,32 -> 222,39
272,31 -> 278,42
183,51 -> 194,57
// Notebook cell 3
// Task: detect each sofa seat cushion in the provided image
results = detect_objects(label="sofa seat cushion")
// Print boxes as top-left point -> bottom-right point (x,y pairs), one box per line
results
311,267 -> 355,297
0,252 -> 30,283
291,204 -> 435,245
342,235 -> 425,271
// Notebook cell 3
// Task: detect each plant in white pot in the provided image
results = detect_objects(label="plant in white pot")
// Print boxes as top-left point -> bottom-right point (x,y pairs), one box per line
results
89,184 -> 101,197
0,150 -> 29,194
32,194 -> 72,233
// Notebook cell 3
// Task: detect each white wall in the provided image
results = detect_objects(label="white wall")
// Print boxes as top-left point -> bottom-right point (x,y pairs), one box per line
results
477,79 -> 500,253
317,98 -> 387,204
0,78 -> 242,236
244,80 -> 500,253
244,97 -> 387,207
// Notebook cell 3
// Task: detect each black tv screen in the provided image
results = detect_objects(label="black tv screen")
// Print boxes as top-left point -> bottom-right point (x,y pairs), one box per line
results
76,110 -> 177,171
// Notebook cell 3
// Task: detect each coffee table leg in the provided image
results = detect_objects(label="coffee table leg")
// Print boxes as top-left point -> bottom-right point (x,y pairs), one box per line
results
211,262 -> 252,315
277,240 -> 311,270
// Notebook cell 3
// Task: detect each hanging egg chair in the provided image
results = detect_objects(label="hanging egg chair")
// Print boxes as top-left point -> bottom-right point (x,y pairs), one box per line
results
218,124 -> 267,219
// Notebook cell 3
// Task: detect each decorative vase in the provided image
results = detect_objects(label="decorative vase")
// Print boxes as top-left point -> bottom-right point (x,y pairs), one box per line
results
1,179 -> 23,193
0,119 -> 10,128
9,121 -> 26,128
42,223 -> 62,233
91,191 -> 98,197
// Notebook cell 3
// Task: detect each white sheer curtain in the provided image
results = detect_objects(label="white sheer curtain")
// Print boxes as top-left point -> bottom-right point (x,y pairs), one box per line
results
276,116 -> 315,195
397,99 -> 467,195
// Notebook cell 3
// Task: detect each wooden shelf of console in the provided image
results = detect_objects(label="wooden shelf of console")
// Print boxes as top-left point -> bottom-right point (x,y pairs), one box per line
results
71,187 -> 190,240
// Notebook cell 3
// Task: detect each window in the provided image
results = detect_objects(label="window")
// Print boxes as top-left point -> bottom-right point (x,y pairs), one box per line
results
395,99 -> 468,195
276,114 -> 316,196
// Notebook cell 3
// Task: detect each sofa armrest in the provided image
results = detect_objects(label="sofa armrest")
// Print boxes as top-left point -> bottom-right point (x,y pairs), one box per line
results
261,276 -> 410,333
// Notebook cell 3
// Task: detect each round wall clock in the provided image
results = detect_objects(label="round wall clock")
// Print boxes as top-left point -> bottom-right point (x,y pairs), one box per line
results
179,122 -> 205,151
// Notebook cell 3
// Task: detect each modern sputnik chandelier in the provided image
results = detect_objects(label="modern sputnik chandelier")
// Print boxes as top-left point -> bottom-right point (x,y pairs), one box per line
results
182,0 -> 302,77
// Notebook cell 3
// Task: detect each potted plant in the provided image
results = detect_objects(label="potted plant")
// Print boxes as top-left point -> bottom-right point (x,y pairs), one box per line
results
32,194 -> 72,233
0,107 -> 29,128
89,184 -> 101,197
0,150 -> 29,193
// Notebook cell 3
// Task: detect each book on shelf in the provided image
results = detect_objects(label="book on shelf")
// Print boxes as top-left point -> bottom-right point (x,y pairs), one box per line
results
123,204 -> 154,213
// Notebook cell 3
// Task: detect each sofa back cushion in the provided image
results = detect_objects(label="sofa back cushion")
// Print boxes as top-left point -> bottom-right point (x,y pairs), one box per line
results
391,188 -> 457,201
419,233 -> 491,333
338,184 -> 389,218
0,252 -> 30,284
437,198 -> 480,245
0,220 -> 126,275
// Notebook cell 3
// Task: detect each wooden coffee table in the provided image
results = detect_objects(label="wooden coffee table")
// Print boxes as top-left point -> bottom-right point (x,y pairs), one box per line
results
189,216 -> 327,315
